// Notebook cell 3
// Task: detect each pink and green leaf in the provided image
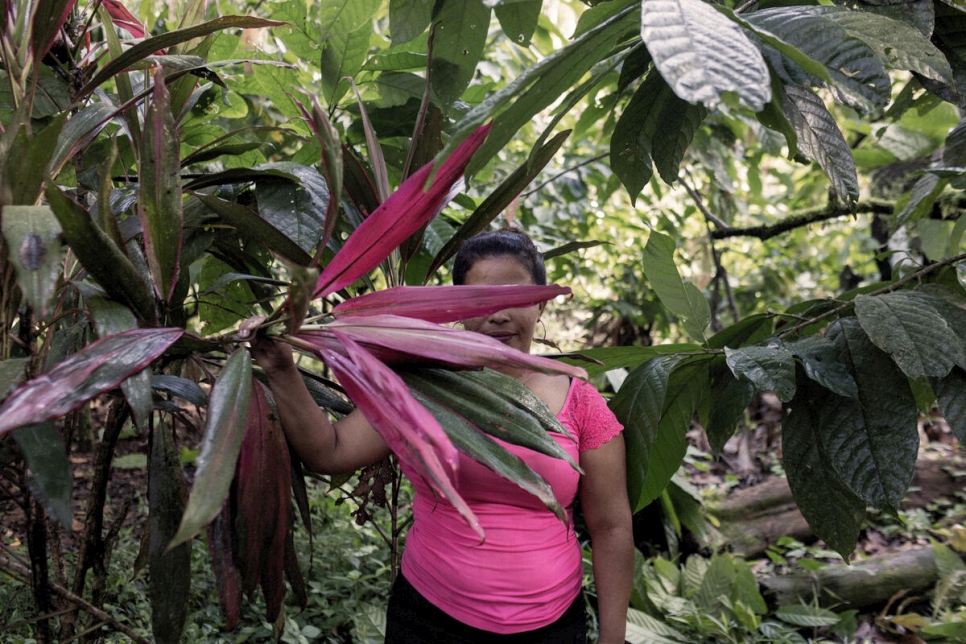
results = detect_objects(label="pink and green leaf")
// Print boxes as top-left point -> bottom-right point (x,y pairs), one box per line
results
331,284 -> 571,323
169,349 -> 252,549
319,333 -> 483,540
100,0 -> 148,38
206,502 -> 242,630
0,328 -> 182,437
314,123 -> 491,297
139,65 -> 183,302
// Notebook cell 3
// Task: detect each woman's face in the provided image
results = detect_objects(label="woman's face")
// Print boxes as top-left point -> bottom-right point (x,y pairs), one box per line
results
461,255 -> 544,354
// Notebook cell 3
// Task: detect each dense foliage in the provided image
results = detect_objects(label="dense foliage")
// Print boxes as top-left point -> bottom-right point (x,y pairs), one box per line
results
1,0 -> 966,641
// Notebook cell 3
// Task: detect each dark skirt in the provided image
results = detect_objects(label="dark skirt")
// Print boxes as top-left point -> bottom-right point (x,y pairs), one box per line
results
384,572 -> 589,643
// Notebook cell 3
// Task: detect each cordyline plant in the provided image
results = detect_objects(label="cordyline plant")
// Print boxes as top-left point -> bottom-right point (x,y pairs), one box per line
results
0,2 -> 590,641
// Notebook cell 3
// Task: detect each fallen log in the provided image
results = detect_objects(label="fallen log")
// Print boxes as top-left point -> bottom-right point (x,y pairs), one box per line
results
760,545 -> 945,611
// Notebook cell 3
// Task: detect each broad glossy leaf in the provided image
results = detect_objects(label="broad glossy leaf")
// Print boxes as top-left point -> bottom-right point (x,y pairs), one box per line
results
30,0 -> 74,58
457,6 -> 634,176
725,345 -> 797,402
824,319 -> 918,510
314,124 -> 491,297
747,8 -> 891,113
149,421 -> 190,644
86,296 -> 153,430
234,380 -> 290,621
784,335 -> 859,398
255,162 -> 331,254
408,387 -> 566,523
46,185 -> 156,322
1,206 -> 62,317
290,95 -> 343,254
50,103 -> 118,175
321,21 -> 371,106
780,85 -> 859,203
431,1 -> 491,105
641,231 -> 710,342
610,356 -> 679,513
639,360 -> 709,510
706,313 -> 774,350
12,423 -> 72,528
782,373 -> 865,559
814,5 -> 952,83
9,112 -> 65,205
707,360 -> 756,454
389,0 -> 433,45
151,375 -> 208,407
933,368 -> 966,445
855,291 -> 965,379
0,328 -> 182,437
332,284 -> 571,323
194,194 -> 312,267
140,66 -> 183,302
640,0 -> 770,110
303,314 -> 586,379
895,173 -> 948,227
319,333 -> 483,540
170,350 -> 252,549
403,368 -> 577,468
494,0 -> 541,46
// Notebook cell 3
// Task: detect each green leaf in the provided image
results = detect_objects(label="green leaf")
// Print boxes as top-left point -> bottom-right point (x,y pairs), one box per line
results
389,0 -> 433,45
149,421 -> 190,644
85,296 -> 153,430
46,185 -> 156,322
640,0 -> 770,111
611,70 -> 708,197
895,173 -> 949,227
785,335 -> 859,398
430,0 -> 491,105
775,604 -> 842,627
780,84 -> 859,203
0,206 -> 63,318
814,5 -> 952,83
195,194 -> 311,267
254,162 -> 332,255
725,345 -> 797,402
824,318 -> 919,510
707,360 -> 756,454
747,7 -> 890,113
410,388 -> 565,522
50,103 -> 118,176
641,231 -> 710,342
152,375 -> 208,407
625,606 -> 690,644
79,16 -> 285,98
401,369 -> 578,470
933,368 -> 966,445
9,112 -> 66,205
169,349 -> 252,549
854,291 -> 965,379
321,21 -> 371,106
693,553 -> 736,614
12,423 -> 72,528
139,67 -> 184,303
494,0 -> 541,47
564,344 -> 701,379
610,356 -> 679,512
0,328 -> 182,437
782,373 -> 866,559
0,358 -> 28,399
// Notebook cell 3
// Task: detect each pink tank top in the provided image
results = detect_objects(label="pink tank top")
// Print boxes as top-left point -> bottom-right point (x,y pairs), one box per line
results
399,378 -> 624,634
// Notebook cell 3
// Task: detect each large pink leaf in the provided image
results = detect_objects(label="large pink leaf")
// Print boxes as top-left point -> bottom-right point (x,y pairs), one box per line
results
313,123 -> 491,298
0,328 -> 182,437
319,333 -> 483,540
331,284 -> 572,324
298,315 -> 586,379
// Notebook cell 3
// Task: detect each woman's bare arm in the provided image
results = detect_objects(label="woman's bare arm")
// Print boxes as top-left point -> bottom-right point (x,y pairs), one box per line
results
580,434 -> 634,644
251,337 -> 390,474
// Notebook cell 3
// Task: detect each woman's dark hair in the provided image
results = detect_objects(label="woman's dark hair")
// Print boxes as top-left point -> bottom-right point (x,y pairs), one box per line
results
452,228 -> 546,286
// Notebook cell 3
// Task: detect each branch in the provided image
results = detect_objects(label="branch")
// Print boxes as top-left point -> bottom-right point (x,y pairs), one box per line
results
777,251 -> 966,338
0,555 -> 153,644
711,200 -> 895,241
522,152 -> 608,197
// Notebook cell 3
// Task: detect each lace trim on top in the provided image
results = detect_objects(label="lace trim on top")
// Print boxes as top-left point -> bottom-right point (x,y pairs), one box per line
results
557,378 -> 624,452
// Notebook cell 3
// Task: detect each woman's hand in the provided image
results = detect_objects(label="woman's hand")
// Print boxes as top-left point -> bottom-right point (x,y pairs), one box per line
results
250,335 -> 296,377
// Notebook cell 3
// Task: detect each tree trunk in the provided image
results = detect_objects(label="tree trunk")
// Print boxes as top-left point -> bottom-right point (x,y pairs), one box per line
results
760,546 -> 948,610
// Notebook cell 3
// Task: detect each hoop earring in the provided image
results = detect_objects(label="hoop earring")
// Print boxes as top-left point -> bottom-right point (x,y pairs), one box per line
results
538,319 -> 546,342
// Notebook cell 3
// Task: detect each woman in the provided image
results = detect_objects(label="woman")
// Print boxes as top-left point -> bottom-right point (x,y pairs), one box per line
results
252,229 -> 633,643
